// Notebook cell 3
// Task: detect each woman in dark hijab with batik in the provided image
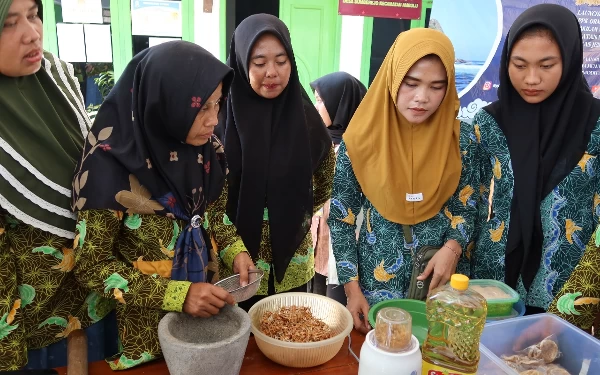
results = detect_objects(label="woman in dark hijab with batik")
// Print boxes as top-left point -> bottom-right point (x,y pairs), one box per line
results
471,4 -> 600,315
71,41 -> 247,370
213,14 -> 334,311
309,72 -> 366,300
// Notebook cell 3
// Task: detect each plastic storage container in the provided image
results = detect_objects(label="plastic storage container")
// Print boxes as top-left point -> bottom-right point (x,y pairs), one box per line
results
481,313 -> 600,375
486,308 -> 519,322
477,345 -> 517,374
469,279 -> 519,317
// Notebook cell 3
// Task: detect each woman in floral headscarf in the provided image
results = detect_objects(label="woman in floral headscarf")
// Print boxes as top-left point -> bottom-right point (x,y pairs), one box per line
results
72,41 -> 252,370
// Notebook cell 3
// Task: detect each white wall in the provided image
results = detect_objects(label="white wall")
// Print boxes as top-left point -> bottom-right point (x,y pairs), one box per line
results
194,0 -> 222,59
338,15 -> 364,80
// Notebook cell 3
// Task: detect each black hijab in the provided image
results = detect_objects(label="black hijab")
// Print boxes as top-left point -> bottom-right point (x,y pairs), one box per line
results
72,41 -> 233,282
310,72 -> 367,145
486,4 -> 600,290
224,14 -> 331,283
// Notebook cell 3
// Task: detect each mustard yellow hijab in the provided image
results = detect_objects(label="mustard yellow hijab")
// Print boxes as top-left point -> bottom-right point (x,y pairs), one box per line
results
343,28 -> 461,225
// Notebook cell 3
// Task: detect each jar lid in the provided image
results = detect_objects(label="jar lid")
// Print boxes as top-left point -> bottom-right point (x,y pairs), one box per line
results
373,307 -> 412,353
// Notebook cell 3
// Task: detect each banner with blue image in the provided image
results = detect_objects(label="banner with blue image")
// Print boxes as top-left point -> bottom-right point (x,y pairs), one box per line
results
429,0 -> 600,122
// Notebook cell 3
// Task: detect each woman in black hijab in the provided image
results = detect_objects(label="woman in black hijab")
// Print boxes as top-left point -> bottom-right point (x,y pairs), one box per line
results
71,41 -> 244,369
471,4 -> 600,315
308,72 -> 366,301
214,14 -> 334,310
310,71 -> 367,147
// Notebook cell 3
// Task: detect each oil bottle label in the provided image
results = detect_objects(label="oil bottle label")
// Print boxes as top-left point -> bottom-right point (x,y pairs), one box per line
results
421,361 -> 476,375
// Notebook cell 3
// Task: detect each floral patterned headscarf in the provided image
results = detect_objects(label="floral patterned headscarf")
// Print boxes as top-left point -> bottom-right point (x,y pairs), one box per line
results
72,41 -> 233,282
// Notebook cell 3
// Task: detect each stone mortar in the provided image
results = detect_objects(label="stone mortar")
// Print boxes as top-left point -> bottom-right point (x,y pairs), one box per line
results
158,305 -> 251,375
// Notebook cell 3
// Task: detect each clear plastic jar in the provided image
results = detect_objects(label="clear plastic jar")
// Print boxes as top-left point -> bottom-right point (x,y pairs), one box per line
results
373,307 -> 413,352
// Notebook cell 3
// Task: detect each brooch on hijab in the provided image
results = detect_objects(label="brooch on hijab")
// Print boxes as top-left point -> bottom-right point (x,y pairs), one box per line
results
191,215 -> 202,228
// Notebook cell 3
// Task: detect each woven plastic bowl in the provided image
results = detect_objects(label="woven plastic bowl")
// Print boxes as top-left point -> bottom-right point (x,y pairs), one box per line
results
247,292 -> 353,368
214,269 -> 264,303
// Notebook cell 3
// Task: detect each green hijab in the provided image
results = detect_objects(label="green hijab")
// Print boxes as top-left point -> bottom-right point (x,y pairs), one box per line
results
0,0 -> 90,239
0,0 -> 41,36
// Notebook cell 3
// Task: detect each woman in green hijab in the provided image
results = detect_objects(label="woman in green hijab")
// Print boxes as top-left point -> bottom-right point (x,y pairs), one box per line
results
0,0 -> 115,370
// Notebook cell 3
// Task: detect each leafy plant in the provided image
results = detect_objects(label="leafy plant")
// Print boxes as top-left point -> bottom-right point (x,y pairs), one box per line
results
86,104 -> 102,124
95,71 -> 115,100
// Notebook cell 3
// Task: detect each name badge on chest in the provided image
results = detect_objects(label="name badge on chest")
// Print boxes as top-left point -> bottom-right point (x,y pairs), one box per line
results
406,193 -> 424,202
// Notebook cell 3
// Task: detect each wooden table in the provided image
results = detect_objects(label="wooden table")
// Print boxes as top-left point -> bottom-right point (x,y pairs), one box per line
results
55,330 -> 366,375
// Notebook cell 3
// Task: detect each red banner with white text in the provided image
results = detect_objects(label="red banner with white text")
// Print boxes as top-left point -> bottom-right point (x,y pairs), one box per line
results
338,0 -> 422,20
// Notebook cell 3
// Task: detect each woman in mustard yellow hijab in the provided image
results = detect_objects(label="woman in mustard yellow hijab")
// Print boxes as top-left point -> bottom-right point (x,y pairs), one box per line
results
328,28 -> 479,333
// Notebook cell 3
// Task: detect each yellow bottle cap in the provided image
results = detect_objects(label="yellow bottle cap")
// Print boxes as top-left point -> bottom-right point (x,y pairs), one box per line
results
450,274 -> 469,291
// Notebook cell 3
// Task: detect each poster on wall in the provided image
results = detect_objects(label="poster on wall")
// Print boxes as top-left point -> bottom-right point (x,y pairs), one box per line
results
61,0 -> 103,24
84,24 -> 113,62
429,0 -> 600,122
57,23 -> 113,63
131,0 -> 182,37
56,23 -> 87,62
339,0 -> 422,19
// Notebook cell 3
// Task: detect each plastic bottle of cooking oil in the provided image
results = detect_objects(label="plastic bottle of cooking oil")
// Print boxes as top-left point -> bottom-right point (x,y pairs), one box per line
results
421,274 -> 487,375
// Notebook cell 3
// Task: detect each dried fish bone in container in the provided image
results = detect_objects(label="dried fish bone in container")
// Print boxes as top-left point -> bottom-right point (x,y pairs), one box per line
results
502,335 -> 567,374
483,314 -> 599,375
501,354 -> 542,372
247,292 -> 354,368
518,364 -> 572,375
546,364 -> 571,375
527,346 -> 542,359
520,335 -> 561,364
259,305 -> 332,343
519,370 -> 544,375
539,338 -> 560,363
